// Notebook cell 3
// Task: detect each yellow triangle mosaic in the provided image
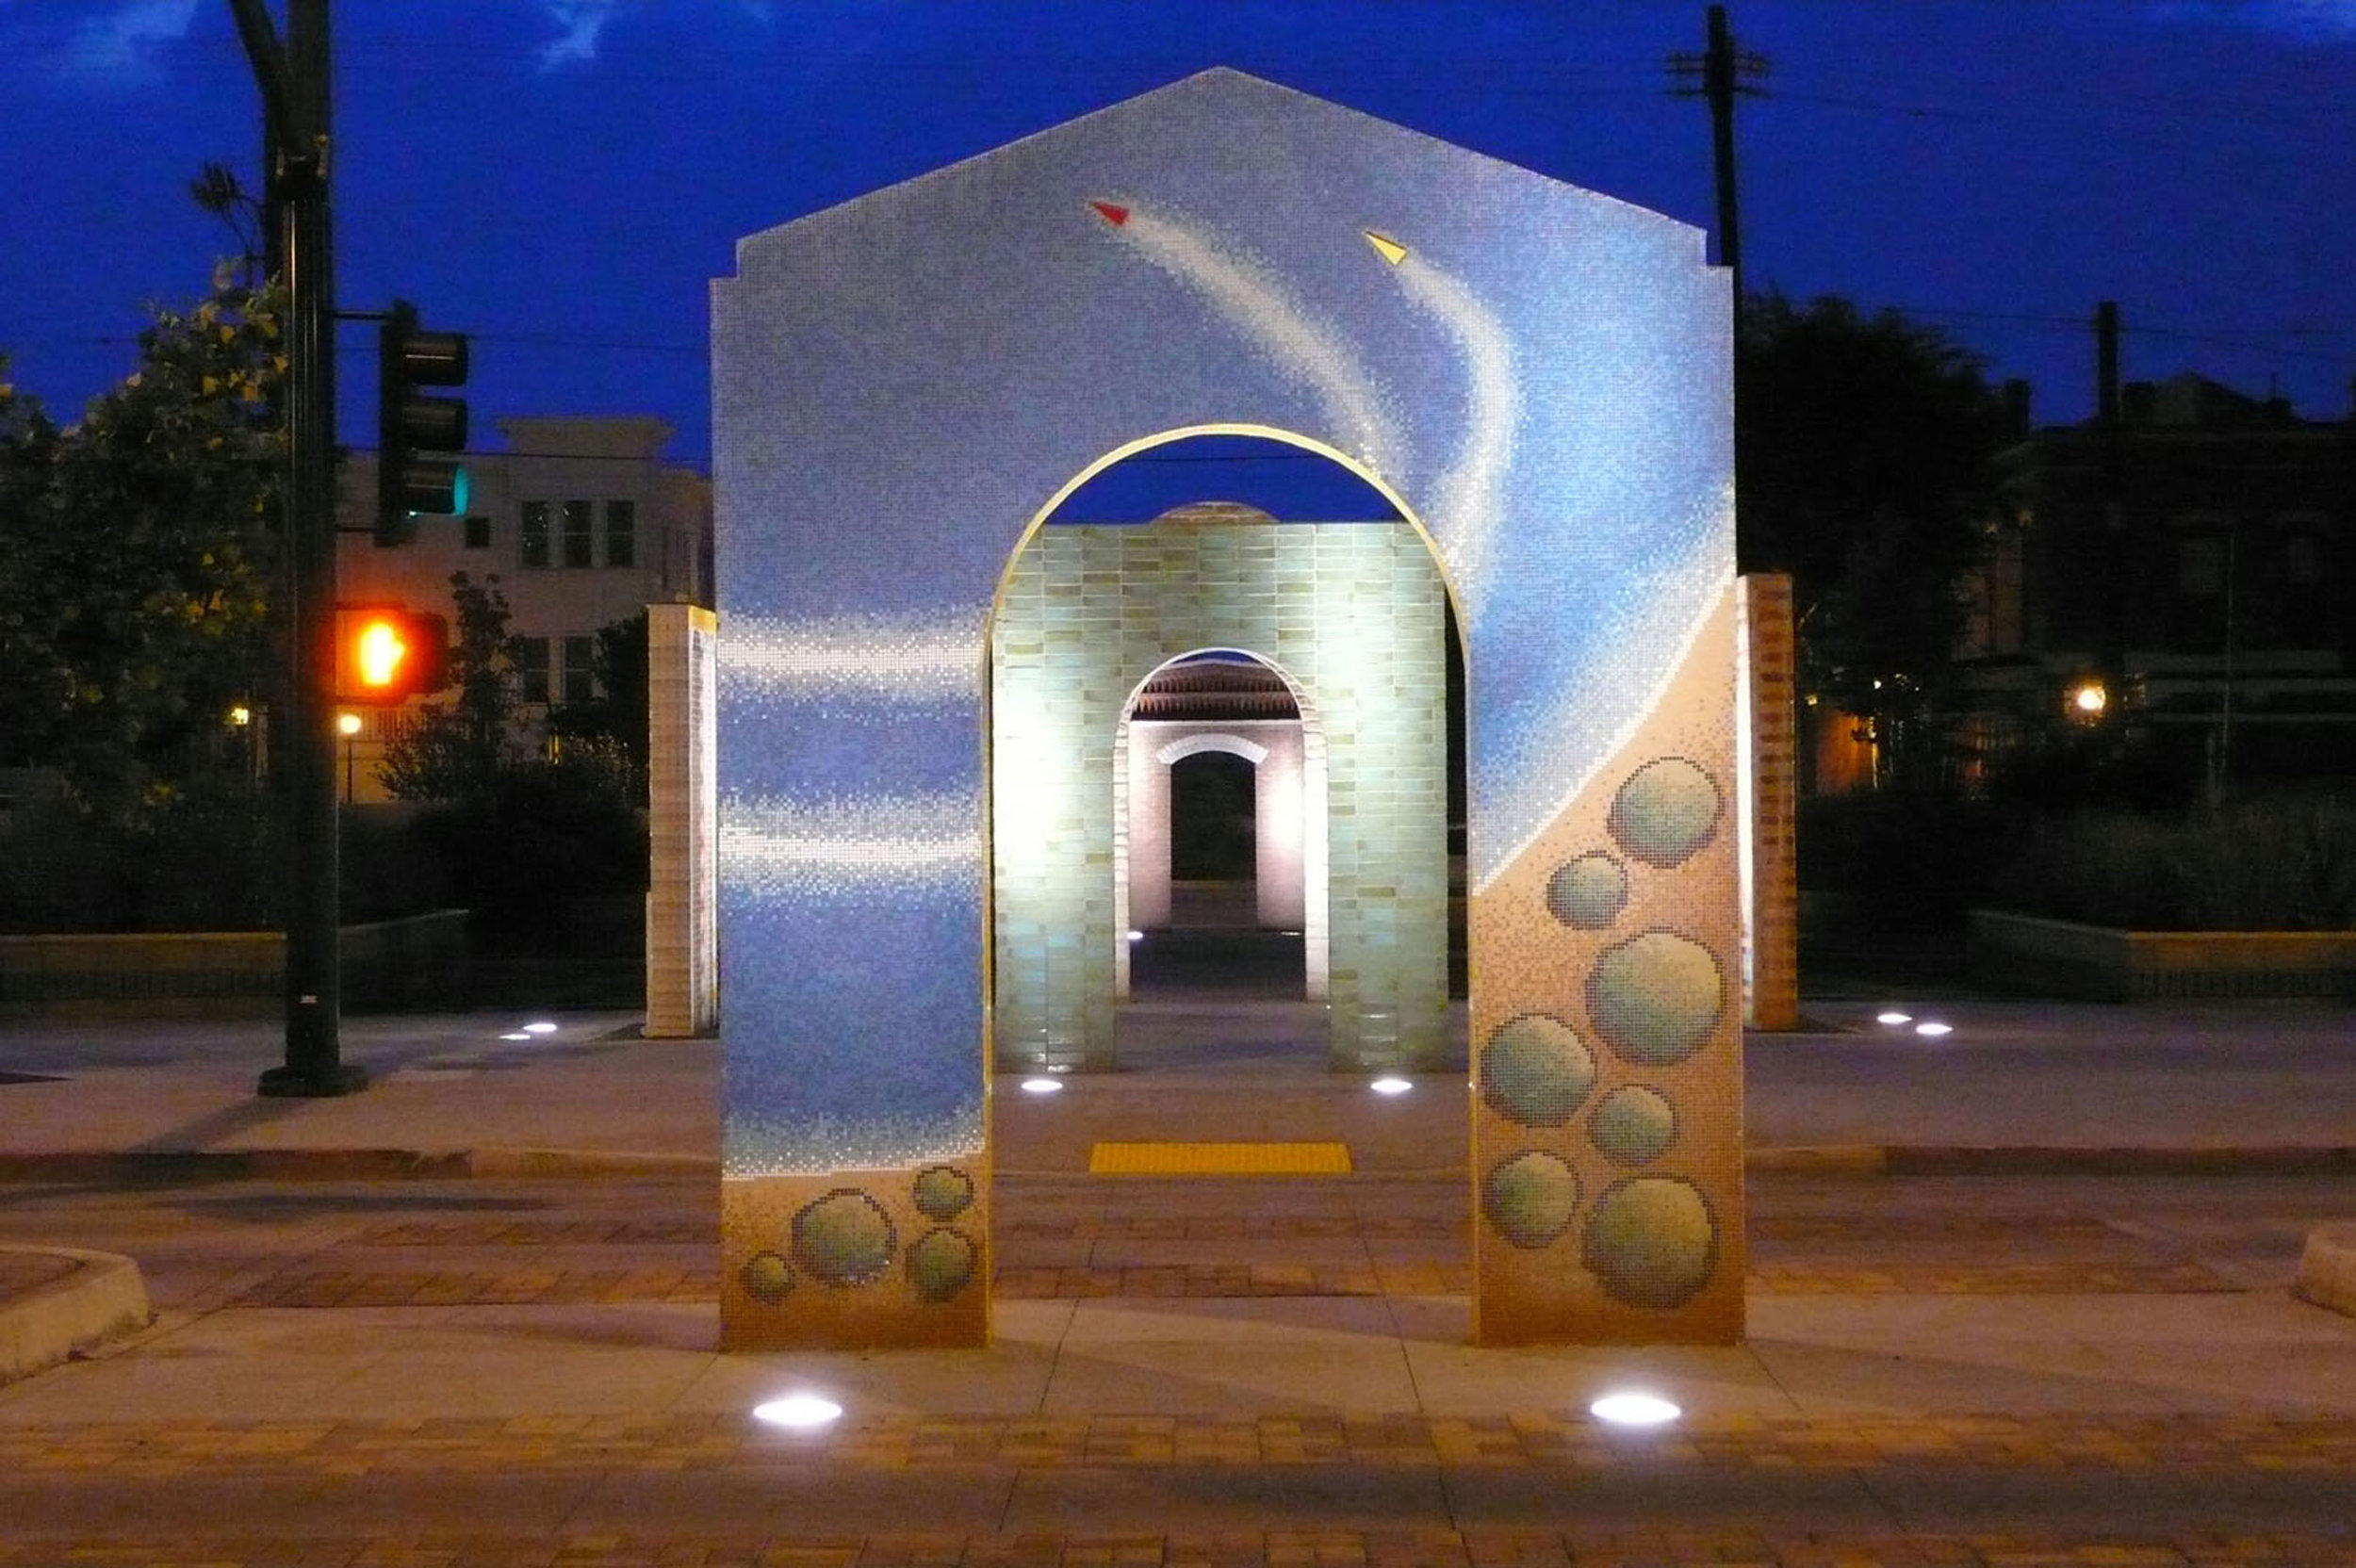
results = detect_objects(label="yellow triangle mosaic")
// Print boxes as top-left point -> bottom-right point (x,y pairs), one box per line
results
1088,1141 -> 1354,1175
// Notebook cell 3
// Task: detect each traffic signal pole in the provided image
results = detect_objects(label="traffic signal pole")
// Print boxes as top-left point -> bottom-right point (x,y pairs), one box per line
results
232,0 -> 364,1096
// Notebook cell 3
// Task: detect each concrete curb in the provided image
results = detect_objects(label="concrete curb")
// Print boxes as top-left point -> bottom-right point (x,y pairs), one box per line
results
0,1247 -> 150,1384
1774,1144 -> 2356,1178
0,1148 -> 722,1185
2296,1222 -> 2356,1317
0,1144 -> 2351,1186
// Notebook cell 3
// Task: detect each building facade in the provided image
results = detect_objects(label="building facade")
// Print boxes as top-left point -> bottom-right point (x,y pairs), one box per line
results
334,416 -> 712,802
1955,373 -> 2356,798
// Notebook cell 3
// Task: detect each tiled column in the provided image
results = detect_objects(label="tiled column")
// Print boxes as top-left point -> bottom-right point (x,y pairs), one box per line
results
1739,574 -> 1801,1031
645,604 -> 717,1038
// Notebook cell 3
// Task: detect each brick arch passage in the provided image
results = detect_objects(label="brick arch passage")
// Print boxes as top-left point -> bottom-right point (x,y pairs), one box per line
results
990,470 -> 1450,1074
1112,655 -> 1329,1004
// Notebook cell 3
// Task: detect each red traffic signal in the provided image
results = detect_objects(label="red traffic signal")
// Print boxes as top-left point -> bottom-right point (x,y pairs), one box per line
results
334,606 -> 449,704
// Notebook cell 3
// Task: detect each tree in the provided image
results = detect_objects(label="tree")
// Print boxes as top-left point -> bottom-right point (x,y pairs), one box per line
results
0,267 -> 286,822
1737,293 -> 2010,787
545,611 -> 649,802
374,575 -> 646,941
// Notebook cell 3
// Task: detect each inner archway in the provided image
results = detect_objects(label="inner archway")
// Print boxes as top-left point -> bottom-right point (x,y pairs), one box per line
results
989,433 -> 1457,1075
1115,649 -> 1321,1004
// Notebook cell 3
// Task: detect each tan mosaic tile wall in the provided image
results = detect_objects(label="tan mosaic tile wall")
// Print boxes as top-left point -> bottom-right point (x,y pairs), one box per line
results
1469,586 -> 1744,1345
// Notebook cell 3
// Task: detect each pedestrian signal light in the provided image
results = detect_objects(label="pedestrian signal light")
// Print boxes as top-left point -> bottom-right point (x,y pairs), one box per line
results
335,607 -> 448,703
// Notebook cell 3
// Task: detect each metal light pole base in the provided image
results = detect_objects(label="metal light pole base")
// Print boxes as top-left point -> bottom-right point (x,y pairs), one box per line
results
256,1063 -> 370,1098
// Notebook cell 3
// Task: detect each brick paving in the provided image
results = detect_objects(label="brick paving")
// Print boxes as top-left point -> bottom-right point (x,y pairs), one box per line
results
168,1200 -> 2237,1307
3,1412 -> 2349,1476
1,1415 -> 2350,1564
0,1532 -> 2351,1566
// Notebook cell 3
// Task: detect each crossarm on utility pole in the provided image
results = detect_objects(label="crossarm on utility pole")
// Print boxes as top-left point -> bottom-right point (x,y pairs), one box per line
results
225,0 -> 300,156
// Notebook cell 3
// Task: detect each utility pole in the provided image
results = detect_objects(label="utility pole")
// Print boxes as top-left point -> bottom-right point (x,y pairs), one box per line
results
229,0 -> 364,1097
1669,5 -> 1770,319
1672,6 -> 1770,573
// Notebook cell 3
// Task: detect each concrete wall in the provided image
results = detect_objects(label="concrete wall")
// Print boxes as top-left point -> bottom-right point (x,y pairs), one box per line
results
1969,909 -> 2356,1000
0,911 -> 470,1019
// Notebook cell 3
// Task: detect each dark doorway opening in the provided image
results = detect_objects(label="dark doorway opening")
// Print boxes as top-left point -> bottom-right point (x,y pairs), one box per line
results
1128,653 -> 1303,999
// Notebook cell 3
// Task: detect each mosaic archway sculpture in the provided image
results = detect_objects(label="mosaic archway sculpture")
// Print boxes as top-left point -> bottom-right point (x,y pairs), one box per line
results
712,70 -> 1740,1349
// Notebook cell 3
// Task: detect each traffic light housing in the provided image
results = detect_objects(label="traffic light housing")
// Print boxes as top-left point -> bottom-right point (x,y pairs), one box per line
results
375,299 -> 468,546
334,606 -> 449,704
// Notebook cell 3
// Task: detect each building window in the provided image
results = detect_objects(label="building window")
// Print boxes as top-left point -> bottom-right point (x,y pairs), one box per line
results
464,514 -> 491,549
2284,533 -> 2321,585
562,635 -> 597,705
605,499 -> 636,568
562,500 -> 595,568
515,638 -> 550,704
2177,536 -> 2225,596
520,502 -> 550,568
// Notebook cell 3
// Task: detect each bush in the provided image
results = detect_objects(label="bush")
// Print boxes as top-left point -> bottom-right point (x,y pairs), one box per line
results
1990,797 -> 2356,931
406,742 -> 647,952
0,776 -> 280,933
1797,792 -> 2018,931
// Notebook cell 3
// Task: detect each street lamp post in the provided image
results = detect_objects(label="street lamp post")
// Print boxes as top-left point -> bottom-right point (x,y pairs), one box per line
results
337,710 -> 361,803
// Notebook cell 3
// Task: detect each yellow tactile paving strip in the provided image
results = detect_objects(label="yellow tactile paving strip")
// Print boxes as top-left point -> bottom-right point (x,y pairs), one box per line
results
1088,1143 -> 1354,1175
2,1413 -> 2350,1476
0,1532 -> 2352,1567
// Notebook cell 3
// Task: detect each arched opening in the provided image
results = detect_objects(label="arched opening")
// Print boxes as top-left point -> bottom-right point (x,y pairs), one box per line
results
1169,750 -> 1256,883
1114,648 -> 1319,1003
987,428 -> 1465,1076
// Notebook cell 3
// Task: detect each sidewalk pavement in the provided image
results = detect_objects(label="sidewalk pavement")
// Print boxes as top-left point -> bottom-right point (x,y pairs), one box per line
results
2,995 -> 2352,1561
4,994 -> 2352,1177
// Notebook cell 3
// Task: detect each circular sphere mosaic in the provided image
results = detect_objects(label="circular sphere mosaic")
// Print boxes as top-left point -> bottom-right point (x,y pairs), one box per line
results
907,1226 -> 979,1302
1481,1151 -> 1583,1249
1580,1176 -> 1719,1308
912,1165 -> 975,1221
791,1188 -> 897,1287
1589,1085 -> 1677,1167
1585,931 -> 1725,1066
1545,852 -> 1629,930
1607,758 -> 1722,870
740,1250 -> 795,1304
1480,1013 -> 1598,1127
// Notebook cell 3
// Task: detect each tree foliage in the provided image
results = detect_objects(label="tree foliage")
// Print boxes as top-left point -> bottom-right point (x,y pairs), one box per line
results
1737,293 -> 2010,782
378,571 -> 521,804
546,610 -> 649,802
0,266 -> 286,822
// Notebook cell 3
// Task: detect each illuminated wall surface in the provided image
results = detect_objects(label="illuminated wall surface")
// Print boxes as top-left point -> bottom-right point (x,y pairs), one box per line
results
645,606 -> 718,1039
712,69 -> 1737,1348
1125,718 -> 1312,934
994,517 -> 1446,1070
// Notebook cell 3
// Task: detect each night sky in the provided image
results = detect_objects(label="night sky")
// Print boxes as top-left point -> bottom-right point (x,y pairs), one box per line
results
3,1 -> 2349,474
